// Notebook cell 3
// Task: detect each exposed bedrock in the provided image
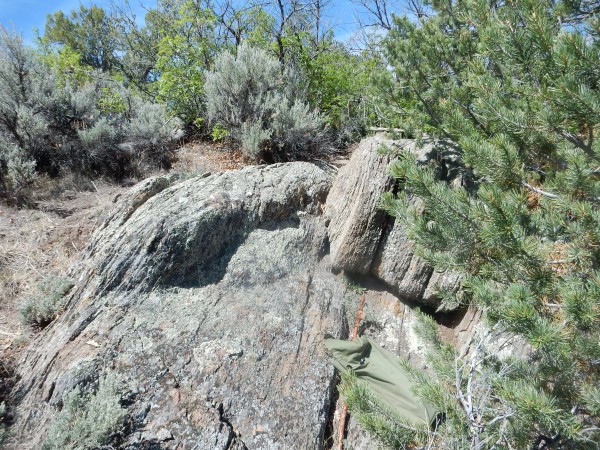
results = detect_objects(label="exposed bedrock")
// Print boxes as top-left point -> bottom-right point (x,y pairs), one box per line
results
10,163 -> 347,449
325,135 -> 461,311
7,137 -> 471,449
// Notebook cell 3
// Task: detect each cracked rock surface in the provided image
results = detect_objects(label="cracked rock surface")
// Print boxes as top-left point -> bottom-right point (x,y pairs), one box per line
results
7,138 -> 473,449
9,163 -> 347,449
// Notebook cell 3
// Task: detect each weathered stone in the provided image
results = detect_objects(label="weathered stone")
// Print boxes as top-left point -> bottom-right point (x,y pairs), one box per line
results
9,163 -> 347,450
326,135 -> 460,309
371,219 -> 461,311
370,218 -> 433,301
6,136 -> 477,449
324,135 -> 396,274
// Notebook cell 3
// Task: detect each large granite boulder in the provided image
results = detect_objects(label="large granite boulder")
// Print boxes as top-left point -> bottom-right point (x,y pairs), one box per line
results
8,163 -> 348,450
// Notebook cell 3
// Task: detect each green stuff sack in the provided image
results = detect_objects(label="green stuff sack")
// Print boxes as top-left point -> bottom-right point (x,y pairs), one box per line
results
325,335 -> 437,425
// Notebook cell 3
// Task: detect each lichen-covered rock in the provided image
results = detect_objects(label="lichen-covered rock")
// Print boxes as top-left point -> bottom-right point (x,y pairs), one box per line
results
371,219 -> 461,311
9,163 -> 347,450
6,137 -> 474,449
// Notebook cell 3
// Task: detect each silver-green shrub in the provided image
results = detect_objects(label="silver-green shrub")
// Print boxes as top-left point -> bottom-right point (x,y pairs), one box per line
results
240,122 -> 272,158
204,43 -> 326,160
43,374 -> 124,450
3,145 -> 37,203
20,275 -> 74,328
124,98 -> 181,168
0,26 -> 177,201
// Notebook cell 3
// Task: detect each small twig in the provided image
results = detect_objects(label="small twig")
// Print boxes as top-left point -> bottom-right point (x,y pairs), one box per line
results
367,127 -> 406,133
548,257 -> 575,264
522,181 -> 559,199
0,329 -> 18,337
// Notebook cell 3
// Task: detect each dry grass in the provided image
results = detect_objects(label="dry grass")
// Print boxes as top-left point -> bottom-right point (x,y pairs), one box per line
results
548,242 -> 572,277
0,141 -> 257,352
0,180 -> 123,350
172,141 -> 252,174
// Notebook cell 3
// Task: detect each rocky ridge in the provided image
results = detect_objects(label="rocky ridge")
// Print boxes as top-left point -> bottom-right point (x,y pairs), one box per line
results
6,137 -> 473,449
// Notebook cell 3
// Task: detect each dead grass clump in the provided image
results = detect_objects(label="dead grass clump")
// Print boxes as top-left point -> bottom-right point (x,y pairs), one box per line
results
172,141 -> 252,175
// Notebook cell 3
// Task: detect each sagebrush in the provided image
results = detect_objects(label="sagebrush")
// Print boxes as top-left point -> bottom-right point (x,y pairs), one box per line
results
204,43 -> 327,160
43,374 -> 125,450
20,275 -> 74,328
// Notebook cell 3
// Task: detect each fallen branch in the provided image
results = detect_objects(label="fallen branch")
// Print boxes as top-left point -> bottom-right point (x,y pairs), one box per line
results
367,127 -> 405,134
522,181 -> 559,199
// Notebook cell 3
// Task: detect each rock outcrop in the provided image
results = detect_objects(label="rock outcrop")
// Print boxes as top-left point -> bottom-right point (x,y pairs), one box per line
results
7,136 -> 473,450
9,163 -> 347,450
324,136 -> 395,274
325,136 -> 461,310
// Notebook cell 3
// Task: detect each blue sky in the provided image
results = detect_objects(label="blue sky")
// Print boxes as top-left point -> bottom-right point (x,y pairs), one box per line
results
0,0 -> 390,44
0,1 -> 152,42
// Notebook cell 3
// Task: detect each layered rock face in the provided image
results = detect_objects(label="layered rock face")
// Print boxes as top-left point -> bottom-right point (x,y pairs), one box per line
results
8,137 -> 469,449
325,136 -> 461,310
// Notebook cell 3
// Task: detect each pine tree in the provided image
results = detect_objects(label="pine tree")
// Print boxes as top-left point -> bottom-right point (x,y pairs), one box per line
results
342,1 -> 600,448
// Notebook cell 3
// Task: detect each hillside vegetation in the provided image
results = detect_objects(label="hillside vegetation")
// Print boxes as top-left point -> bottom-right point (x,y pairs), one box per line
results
0,1 -> 599,449
0,0 -> 395,205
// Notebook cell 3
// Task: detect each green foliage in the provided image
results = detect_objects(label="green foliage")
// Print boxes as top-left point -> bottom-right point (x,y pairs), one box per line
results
299,40 -> 400,134
339,371 -> 430,448
34,0 -> 382,144
211,124 -> 230,142
43,5 -> 119,71
0,25 -> 178,200
39,44 -> 92,88
97,87 -> 126,114
371,0 -> 600,448
43,374 -> 125,450
204,43 -> 326,160
153,1 -> 218,124
20,275 -> 74,328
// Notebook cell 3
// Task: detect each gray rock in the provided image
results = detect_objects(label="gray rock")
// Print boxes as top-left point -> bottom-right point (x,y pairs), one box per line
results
9,163 -> 347,450
324,135 -> 396,274
6,137 -> 474,450
371,219 -> 461,311
370,218 -> 434,301
325,135 -> 460,310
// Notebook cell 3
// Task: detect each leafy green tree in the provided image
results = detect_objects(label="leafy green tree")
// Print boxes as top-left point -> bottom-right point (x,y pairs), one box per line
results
43,5 -> 119,72
341,0 -> 600,448
143,0 -> 219,125
299,40 -> 397,132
